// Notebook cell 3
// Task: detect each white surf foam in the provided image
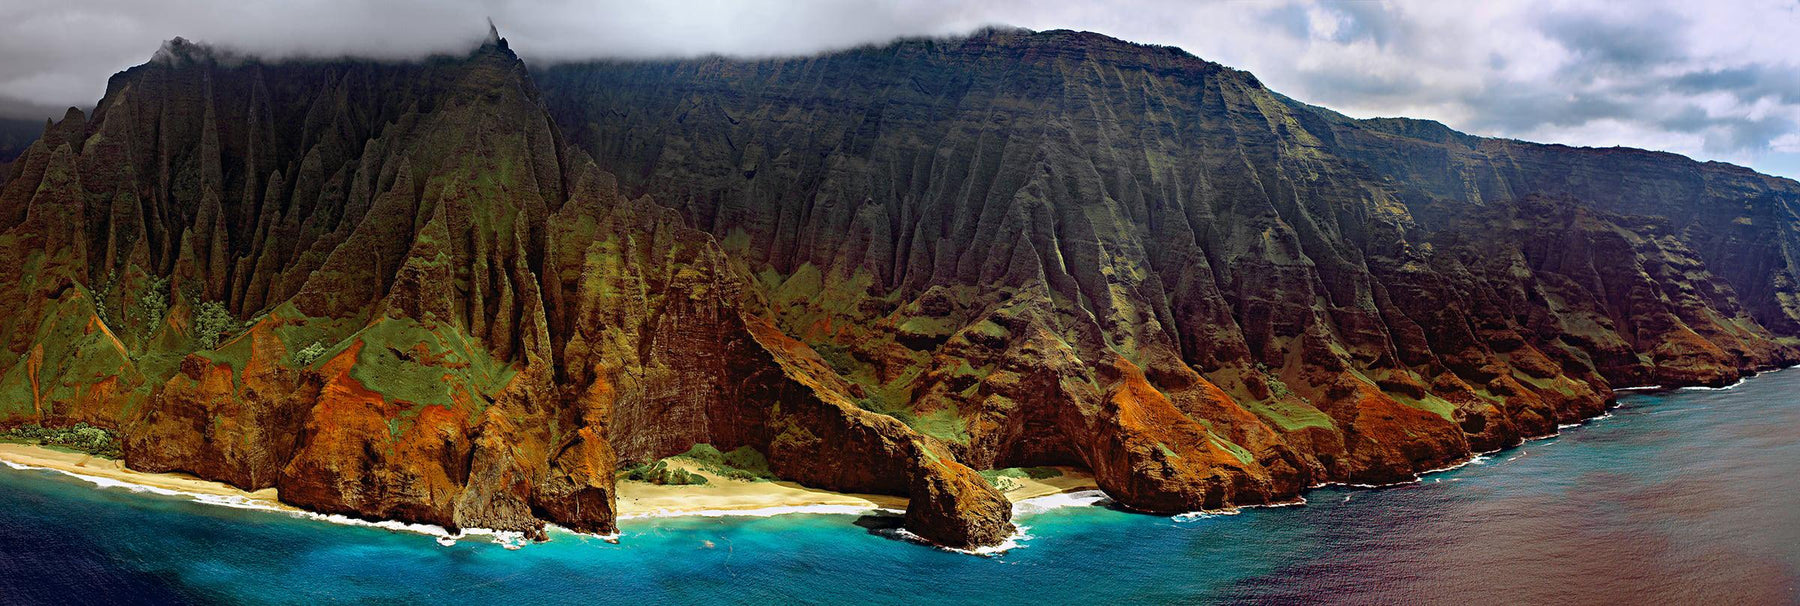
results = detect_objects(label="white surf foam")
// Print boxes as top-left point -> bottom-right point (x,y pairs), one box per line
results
1557,411 -> 1616,430
1168,495 -> 1307,522
5,460 -> 184,495
0,459 -> 534,549
545,525 -> 621,544
1308,451 -> 1497,490
883,524 -> 1033,556
1011,489 -> 1111,516
1678,382 -> 1740,392
617,504 -> 903,521
1171,509 -> 1239,522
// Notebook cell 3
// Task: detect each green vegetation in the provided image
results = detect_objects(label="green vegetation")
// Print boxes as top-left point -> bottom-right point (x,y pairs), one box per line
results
844,359 -> 978,446
617,444 -> 780,486
619,460 -> 708,485
965,319 -> 1009,341
672,444 -> 777,481
265,302 -> 360,366
812,344 -> 859,377
978,466 -> 1063,491
1513,370 -> 1580,398
1242,398 -> 1336,433
1256,363 -> 1295,400
1389,392 -> 1458,421
855,396 -> 972,445
132,276 -> 170,343
92,270 -> 117,325
192,320 -> 259,388
1239,362 -> 1337,432
896,316 -> 955,339
291,341 -> 328,367
191,301 -> 238,350
1156,442 -> 1181,459
2,423 -> 122,458
906,407 -> 971,445
343,317 -> 518,411
1209,435 -> 1255,466
0,294 -> 148,420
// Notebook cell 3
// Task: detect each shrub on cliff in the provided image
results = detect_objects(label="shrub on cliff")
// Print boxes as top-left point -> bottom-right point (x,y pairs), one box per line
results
619,460 -> 709,485
292,341 -> 328,367
675,444 -> 777,481
92,270 -> 117,325
978,467 -> 1063,491
192,301 -> 238,350
2,423 -> 122,458
132,276 -> 170,342
1256,363 -> 1297,401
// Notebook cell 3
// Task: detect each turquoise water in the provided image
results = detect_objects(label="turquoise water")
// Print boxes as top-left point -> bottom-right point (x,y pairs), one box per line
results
4,371 -> 1800,605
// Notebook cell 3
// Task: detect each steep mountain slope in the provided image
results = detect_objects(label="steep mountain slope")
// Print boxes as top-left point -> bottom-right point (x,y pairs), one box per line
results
0,33 -> 1009,548
537,28 -> 1800,502
0,27 -> 1795,549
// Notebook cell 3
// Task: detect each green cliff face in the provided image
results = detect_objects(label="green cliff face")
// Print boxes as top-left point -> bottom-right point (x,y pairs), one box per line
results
1,28 -> 1795,548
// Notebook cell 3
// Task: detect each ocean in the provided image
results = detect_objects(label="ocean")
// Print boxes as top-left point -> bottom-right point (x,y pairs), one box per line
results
3,369 -> 1798,605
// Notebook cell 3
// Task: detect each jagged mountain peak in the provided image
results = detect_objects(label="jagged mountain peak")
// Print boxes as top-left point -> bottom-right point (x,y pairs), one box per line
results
486,17 -> 504,48
149,36 -> 234,67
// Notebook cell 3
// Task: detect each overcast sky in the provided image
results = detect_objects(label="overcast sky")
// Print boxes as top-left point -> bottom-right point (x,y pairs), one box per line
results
5,0 -> 1800,179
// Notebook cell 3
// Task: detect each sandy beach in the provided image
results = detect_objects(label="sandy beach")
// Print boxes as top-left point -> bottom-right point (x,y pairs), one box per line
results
0,442 -> 1100,520
0,442 -> 292,509
617,459 -> 1097,517
999,467 -> 1099,500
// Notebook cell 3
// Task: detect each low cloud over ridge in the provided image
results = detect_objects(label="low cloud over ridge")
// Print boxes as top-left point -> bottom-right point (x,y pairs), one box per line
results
4,0 -> 1799,178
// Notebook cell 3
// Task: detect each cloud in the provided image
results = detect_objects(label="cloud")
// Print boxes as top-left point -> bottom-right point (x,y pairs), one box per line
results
1259,4 -> 1313,41
1,0 -> 1798,179
1671,65 -> 1800,105
1537,8 -> 1686,72
1319,1 -> 1403,47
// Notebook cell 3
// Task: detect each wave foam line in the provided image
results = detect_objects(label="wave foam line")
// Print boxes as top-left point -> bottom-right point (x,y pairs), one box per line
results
883,524 -> 1033,556
545,525 -> 621,544
1169,494 -> 1308,522
1012,489 -> 1111,516
1678,378 -> 1750,391
617,504 -> 903,521
0,459 -> 533,549
1309,452 -> 1495,490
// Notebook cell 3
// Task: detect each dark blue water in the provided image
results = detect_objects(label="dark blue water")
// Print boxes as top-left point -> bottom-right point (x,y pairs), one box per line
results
4,370 -> 1799,605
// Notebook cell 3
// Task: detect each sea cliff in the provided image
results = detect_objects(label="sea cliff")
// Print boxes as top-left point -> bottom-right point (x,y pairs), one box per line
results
1,28 -> 1796,548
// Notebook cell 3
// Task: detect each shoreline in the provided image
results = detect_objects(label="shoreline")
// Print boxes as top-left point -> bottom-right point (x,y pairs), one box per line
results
0,443 -> 291,510
0,442 -> 1102,543
616,458 -> 1098,520
2,365 -> 1786,549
